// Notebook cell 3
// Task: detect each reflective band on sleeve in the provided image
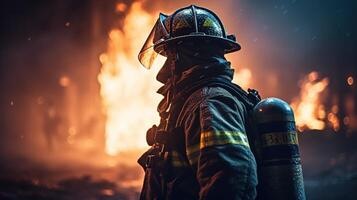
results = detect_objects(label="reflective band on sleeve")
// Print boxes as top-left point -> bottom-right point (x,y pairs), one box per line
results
186,144 -> 200,166
200,131 -> 250,149
171,151 -> 190,168
261,131 -> 298,147
186,131 -> 250,166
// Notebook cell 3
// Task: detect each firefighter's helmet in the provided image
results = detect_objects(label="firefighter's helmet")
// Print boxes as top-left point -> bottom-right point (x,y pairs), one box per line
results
138,5 -> 241,69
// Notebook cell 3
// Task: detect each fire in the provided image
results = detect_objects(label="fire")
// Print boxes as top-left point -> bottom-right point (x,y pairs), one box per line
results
327,107 -> 340,132
98,2 -> 164,155
290,71 -> 329,131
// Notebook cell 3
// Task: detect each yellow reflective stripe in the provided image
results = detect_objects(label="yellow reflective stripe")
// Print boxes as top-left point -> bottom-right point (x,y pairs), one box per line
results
261,131 -> 298,147
200,131 -> 250,149
185,132 -> 249,166
186,144 -> 200,165
171,151 -> 189,167
186,143 -> 200,156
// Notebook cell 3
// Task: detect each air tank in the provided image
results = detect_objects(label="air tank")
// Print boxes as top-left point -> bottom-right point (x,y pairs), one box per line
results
253,98 -> 306,200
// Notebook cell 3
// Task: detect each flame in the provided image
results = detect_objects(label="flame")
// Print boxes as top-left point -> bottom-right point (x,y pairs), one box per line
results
290,71 -> 329,131
98,2 -> 164,155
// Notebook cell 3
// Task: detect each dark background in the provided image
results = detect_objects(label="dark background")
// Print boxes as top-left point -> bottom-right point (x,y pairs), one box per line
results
0,0 -> 356,199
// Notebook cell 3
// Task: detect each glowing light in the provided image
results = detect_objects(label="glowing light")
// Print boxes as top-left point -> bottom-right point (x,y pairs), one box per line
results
331,105 -> 339,114
59,76 -> 71,87
101,189 -> 114,196
327,112 -> 340,132
116,3 -> 127,13
98,2 -> 164,155
290,71 -> 329,131
317,105 -> 326,119
347,76 -> 354,86
32,179 -> 40,186
343,116 -> 350,125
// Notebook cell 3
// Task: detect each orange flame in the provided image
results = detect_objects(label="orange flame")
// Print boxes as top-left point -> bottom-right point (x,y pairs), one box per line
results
98,2 -> 164,155
290,71 -> 329,131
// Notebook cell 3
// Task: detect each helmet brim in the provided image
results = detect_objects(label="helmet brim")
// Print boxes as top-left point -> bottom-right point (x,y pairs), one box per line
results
154,34 -> 241,56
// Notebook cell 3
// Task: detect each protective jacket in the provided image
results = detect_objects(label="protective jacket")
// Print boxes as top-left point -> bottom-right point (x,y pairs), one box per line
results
139,60 -> 258,200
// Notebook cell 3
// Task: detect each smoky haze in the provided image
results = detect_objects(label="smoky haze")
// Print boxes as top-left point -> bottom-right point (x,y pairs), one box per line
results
0,0 -> 356,200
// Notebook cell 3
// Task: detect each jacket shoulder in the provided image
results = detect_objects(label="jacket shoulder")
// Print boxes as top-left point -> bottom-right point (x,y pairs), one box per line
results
176,86 -> 246,126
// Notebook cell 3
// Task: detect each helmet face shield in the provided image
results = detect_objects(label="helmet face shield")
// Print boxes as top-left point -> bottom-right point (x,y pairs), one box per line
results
138,13 -> 168,69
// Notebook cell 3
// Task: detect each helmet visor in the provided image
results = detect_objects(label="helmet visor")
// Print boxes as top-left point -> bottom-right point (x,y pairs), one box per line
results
138,14 -> 168,69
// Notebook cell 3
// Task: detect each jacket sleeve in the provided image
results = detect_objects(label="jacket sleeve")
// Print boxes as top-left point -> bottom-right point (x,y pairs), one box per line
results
183,94 -> 257,200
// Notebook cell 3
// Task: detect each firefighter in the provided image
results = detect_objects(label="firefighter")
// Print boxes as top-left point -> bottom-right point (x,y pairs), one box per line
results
138,5 -> 259,200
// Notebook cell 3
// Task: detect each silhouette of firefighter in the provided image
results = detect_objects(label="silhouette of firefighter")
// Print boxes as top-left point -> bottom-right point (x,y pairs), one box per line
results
137,5 -> 305,200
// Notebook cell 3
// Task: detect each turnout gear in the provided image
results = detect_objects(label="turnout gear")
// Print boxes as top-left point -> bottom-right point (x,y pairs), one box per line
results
137,4 -> 305,200
138,60 -> 259,199
138,5 -> 241,69
253,98 -> 306,200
